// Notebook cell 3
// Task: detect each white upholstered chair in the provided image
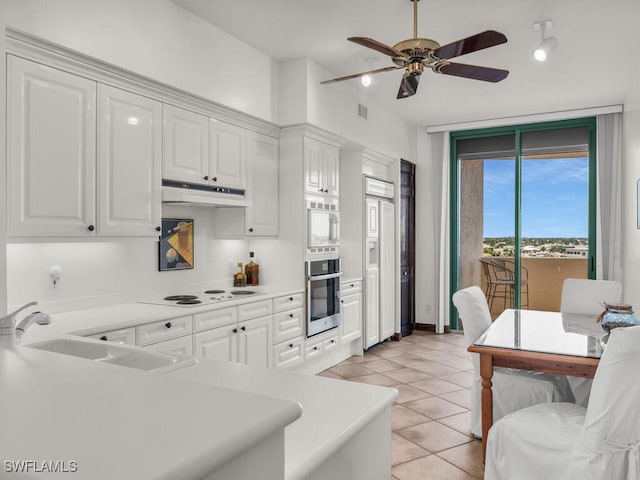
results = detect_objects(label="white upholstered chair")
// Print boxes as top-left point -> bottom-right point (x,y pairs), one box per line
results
452,286 -> 573,438
485,325 -> 640,480
560,278 -> 623,407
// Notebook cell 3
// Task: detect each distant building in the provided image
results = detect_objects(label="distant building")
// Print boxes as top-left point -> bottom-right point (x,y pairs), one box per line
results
565,245 -> 588,257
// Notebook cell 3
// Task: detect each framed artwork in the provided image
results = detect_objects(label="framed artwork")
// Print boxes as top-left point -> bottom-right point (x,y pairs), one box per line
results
159,218 -> 194,271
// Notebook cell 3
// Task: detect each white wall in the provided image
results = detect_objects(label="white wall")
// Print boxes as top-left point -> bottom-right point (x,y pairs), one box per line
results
3,0 -> 279,123
622,107 -> 640,308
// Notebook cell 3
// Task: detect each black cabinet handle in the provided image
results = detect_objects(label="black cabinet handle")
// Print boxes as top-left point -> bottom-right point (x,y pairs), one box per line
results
212,177 -> 218,182
232,328 -> 238,334
241,326 -> 246,331
87,225 -> 95,232
350,283 -> 355,287
289,297 -> 294,301
248,227 -> 254,233
289,313 -> 294,318
155,226 -> 161,232
341,300 -> 344,303
99,335 -> 108,341
165,322 -> 172,329
203,175 -> 209,180
288,343 -> 293,348
313,346 -> 318,351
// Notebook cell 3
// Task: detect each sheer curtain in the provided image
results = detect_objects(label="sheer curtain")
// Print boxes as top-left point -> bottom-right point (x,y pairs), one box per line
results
430,131 -> 449,333
596,112 -> 623,282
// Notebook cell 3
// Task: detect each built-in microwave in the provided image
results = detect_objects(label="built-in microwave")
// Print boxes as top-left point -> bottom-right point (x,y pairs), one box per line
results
307,200 -> 340,249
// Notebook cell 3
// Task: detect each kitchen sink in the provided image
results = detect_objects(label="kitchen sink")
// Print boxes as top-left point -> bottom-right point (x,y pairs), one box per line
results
26,338 -> 197,373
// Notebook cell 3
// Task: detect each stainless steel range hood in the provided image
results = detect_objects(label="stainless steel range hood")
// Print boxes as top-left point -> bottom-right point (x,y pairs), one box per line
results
162,181 -> 250,207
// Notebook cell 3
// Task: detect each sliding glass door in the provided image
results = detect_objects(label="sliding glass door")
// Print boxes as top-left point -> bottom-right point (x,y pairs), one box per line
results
450,119 -> 596,327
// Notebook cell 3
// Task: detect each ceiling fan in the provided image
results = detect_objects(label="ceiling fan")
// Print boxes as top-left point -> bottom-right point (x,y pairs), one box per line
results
321,0 -> 509,99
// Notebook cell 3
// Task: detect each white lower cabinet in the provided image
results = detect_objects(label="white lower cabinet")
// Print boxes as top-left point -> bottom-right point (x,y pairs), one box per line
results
273,337 -> 304,369
136,315 -> 192,346
194,314 -> 273,368
145,335 -> 193,356
340,280 -> 363,343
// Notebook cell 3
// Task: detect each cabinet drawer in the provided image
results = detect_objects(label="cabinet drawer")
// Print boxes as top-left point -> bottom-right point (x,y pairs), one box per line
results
304,341 -> 323,360
136,315 -> 192,346
273,337 -> 304,369
237,299 -> 272,321
87,327 -> 136,345
273,308 -> 304,344
341,280 -> 362,296
323,335 -> 339,352
145,335 -> 193,356
273,292 -> 304,313
193,307 -> 237,332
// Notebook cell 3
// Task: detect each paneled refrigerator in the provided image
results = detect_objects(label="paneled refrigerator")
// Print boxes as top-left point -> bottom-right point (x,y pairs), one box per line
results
364,177 -> 396,349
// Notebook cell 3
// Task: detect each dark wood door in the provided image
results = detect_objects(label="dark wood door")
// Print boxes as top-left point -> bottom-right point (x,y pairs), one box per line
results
400,160 -> 416,337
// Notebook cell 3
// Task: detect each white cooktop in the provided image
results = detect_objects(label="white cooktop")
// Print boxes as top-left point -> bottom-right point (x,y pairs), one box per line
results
139,288 -> 264,308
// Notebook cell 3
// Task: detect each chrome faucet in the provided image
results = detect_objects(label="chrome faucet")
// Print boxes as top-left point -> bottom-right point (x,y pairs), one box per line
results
0,301 -> 52,347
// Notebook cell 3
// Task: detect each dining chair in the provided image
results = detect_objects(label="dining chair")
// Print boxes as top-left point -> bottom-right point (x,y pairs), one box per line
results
560,278 -> 622,408
485,325 -> 640,480
452,286 -> 574,438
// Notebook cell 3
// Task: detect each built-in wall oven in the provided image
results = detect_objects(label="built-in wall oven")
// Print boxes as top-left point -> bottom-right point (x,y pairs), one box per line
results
306,258 -> 342,337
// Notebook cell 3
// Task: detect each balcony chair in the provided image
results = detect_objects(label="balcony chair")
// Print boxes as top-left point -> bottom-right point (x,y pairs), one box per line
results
485,324 -> 640,480
479,258 -> 528,313
452,285 -> 573,438
560,278 -> 623,408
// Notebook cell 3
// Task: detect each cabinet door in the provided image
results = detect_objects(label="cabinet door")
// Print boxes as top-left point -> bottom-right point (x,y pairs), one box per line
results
245,132 -> 278,236
303,137 -> 323,195
97,85 -> 162,235
193,326 -> 237,362
7,56 -> 96,236
237,316 -> 273,368
365,198 -> 379,238
322,143 -> 340,197
340,293 -> 362,343
163,105 -> 208,184
210,119 -> 246,189
365,267 -> 380,349
145,335 -> 193,356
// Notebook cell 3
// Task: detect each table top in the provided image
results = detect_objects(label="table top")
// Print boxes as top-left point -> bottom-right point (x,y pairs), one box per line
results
473,309 -> 608,359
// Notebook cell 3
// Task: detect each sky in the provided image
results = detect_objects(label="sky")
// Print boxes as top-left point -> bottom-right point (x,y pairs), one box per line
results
483,157 -> 589,238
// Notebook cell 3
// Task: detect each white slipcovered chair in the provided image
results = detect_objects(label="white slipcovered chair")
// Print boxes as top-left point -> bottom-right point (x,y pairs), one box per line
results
560,278 -> 623,408
452,286 -> 573,438
485,324 -> 640,480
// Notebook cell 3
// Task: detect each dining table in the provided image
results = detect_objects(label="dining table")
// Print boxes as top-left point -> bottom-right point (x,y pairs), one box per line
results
467,308 -> 607,459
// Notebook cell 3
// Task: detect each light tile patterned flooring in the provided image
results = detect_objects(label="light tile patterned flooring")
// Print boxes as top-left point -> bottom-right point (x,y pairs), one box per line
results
318,330 -> 484,480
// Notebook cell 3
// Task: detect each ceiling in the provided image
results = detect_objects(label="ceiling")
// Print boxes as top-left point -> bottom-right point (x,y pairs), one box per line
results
172,0 -> 640,128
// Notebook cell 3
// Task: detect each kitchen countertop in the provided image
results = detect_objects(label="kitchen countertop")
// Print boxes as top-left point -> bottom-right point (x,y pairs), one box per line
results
170,358 -> 398,480
0,345 -> 301,479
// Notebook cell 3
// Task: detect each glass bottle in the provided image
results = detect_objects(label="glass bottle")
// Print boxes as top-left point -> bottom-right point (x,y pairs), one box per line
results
245,252 -> 259,286
233,262 -> 246,287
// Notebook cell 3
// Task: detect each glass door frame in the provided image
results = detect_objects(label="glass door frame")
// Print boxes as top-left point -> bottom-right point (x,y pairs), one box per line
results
449,117 -> 597,330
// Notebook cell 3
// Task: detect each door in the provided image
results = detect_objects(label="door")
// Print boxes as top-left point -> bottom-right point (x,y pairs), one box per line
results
451,120 -> 596,325
303,136 -> 323,195
163,104 -> 208,184
379,200 -> 395,340
210,119 -> 246,189
97,84 -> 162,235
400,160 -> 416,337
7,55 -> 96,236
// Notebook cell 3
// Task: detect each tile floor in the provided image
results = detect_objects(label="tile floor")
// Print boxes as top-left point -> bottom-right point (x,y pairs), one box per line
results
318,330 -> 484,480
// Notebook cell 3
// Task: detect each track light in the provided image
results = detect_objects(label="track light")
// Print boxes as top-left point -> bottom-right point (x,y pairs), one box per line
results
532,20 -> 557,62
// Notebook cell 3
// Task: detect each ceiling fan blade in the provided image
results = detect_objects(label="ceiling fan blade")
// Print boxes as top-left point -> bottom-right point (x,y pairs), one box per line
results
431,30 -> 507,60
435,62 -> 509,83
348,37 -> 408,59
320,65 -> 403,84
397,73 -> 420,99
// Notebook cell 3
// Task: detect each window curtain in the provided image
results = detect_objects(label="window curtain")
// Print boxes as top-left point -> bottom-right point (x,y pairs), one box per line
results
430,131 -> 450,333
596,112 -> 623,281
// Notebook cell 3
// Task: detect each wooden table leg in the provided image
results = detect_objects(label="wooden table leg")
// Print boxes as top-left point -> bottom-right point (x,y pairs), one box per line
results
479,353 -> 494,461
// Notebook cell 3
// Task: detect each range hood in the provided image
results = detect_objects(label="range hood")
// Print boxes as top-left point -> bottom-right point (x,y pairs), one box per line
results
162,180 -> 250,207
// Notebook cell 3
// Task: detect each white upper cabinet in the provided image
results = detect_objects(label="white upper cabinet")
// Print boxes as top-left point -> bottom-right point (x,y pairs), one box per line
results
97,85 -> 162,235
162,105 -> 209,185
7,56 -> 97,236
210,119 -> 246,190
163,104 -> 246,191
304,137 -> 339,197
245,131 -> 278,236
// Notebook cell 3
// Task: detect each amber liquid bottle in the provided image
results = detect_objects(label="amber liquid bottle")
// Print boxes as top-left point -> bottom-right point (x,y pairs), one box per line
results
245,252 -> 259,286
233,262 -> 246,287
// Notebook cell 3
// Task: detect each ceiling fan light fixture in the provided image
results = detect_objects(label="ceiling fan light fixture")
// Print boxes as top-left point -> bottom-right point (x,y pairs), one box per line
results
532,20 -> 557,62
